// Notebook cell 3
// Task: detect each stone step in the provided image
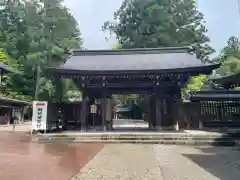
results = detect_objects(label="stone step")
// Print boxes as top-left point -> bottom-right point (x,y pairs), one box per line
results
37,138 -> 235,146
36,133 -> 235,146
37,136 -> 231,140
37,136 -> 232,141
39,132 -> 224,138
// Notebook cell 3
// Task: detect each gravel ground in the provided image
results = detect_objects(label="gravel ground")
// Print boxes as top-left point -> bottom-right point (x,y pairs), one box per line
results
72,144 -> 163,180
73,144 -> 240,180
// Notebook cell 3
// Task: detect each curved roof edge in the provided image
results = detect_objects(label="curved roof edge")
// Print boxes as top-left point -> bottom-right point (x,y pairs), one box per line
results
71,46 -> 194,56
189,90 -> 240,101
212,72 -> 240,85
48,64 -> 219,75
47,46 -> 219,74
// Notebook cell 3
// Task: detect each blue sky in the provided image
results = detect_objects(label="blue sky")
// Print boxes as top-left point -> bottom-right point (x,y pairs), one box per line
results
64,0 -> 240,54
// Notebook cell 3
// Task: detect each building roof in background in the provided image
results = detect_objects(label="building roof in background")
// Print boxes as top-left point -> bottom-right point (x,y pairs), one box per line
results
189,90 -> 240,101
212,72 -> 240,87
0,96 -> 29,107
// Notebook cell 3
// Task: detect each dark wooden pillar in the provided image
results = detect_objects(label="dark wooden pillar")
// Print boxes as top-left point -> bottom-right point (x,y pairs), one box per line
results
100,76 -> 107,131
189,101 -> 201,129
77,76 -> 89,132
174,85 -> 185,131
105,97 -> 113,130
154,76 -> 162,130
8,108 -> 13,124
165,96 -> 175,128
155,95 -> 162,130
73,78 -> 87,131
80,89 -> 88,131
149,94 -> 156,128
55,76 -> 63,102
147,96 -> 153,129
54,76 -> 63,129
20,106 -> 25,124
87,94 -> 95,129
178,104 -> 185,130
101,97 -> 107,131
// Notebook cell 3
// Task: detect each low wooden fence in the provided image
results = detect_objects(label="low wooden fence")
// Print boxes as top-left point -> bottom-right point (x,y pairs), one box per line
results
183,101 -> 240,129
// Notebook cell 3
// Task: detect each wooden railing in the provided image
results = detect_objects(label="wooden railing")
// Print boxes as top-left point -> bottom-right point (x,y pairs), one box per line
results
183,101 -> 240,129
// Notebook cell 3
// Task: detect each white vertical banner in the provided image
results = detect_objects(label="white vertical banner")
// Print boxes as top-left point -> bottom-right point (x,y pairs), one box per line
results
32,101 -> 48,131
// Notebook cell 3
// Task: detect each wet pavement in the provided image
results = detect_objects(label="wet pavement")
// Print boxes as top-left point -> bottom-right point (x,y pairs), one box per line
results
0,132 -> 103,180
0,123 -> 31,132
1,127 -> 240,180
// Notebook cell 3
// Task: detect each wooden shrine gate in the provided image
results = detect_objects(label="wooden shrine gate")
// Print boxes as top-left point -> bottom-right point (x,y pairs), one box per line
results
48,47 -> 218,131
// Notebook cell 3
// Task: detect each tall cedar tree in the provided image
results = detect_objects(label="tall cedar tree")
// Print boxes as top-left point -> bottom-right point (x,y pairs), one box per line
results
103,0 -> 215,61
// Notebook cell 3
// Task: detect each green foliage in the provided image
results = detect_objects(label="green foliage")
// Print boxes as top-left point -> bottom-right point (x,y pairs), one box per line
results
0,0 -> 82,101
113,94 -> 140,105
0,49 -> 28,100
103,0 -> 214,61
61,78 -> 81,101
217,56 -> 240,76
185,36 -> 240,93
0,49 -> 11,64
186,74 -> 207,91
112,44 -> 122,50
216,36 -> 240,77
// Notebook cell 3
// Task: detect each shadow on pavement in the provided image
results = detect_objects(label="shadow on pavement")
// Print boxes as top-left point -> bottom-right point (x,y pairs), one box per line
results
182,146 -> 240,180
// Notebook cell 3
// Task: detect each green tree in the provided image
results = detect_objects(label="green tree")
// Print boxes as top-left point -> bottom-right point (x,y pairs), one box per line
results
0,0 -> 83,101
185,36 -> 240,94
103,0 -> 214,61
0,49 -> 25,99
216,36 -> 240,77
186,74 -> 207,91
112,44 -> 122,50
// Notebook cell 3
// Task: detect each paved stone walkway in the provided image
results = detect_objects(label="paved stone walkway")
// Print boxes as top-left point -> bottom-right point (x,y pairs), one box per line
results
72,144 -> 163,180
73,144 -> 240,180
